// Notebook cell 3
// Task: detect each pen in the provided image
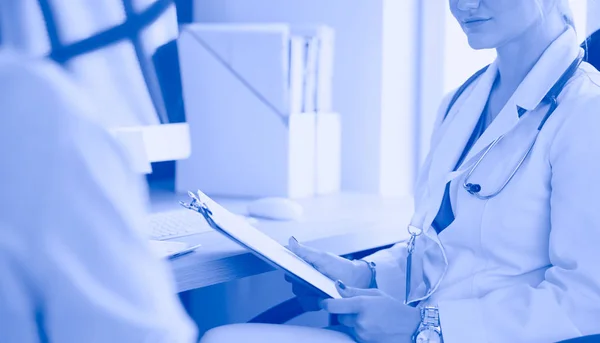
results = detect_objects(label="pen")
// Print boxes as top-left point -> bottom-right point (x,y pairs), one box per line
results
168,244 -> 202,260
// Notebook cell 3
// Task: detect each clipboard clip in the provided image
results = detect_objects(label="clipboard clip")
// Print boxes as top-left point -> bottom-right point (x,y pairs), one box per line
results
179,191 -> 217,227
179,191 -> 212,214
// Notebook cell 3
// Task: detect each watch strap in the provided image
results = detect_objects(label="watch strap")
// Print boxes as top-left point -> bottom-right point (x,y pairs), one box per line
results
421,306 -> 440,327
357,260 -> 377,288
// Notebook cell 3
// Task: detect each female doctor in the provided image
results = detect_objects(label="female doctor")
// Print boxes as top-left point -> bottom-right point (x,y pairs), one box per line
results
202,0 -> 600,342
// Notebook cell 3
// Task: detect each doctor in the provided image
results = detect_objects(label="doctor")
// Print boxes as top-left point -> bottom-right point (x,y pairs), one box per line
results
202,0 -> 600,342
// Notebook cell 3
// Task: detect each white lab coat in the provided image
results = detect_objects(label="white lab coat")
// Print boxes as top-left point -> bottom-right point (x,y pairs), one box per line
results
0,50 -> 197,342
367,28 -> 600,343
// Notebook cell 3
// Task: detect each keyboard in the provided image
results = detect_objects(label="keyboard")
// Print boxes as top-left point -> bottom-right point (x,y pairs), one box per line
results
147,209 -> 214,240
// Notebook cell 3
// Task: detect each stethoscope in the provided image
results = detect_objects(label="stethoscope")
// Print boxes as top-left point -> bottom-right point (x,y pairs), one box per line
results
462,52 -> 584,200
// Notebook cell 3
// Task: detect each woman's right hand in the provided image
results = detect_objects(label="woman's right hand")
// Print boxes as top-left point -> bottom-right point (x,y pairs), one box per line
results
285,237 -> 372,311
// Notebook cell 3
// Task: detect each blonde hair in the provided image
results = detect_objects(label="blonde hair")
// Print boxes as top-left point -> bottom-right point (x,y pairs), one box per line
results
535,0 -> 576,29
558,0 -> 576,28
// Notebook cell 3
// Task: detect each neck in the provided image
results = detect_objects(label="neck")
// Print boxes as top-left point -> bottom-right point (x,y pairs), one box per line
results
495,16 -> 567,90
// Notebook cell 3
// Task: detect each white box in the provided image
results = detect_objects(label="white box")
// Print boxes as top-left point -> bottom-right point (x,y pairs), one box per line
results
177,112 -> 316,198
315,112 -> 341,194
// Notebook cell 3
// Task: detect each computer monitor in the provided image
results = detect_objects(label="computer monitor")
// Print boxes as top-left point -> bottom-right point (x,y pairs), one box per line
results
77,0 -> 192,175
108,35 -> 192,175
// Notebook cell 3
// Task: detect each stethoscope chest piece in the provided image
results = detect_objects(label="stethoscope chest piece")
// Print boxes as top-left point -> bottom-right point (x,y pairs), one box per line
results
464,183 -> 481,194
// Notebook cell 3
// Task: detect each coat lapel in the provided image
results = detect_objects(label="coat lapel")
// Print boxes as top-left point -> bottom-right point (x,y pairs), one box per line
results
420,63 -> 498,232
457,100 -> 520,170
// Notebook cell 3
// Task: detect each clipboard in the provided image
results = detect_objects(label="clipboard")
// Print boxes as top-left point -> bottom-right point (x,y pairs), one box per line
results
179,190 -> 341,299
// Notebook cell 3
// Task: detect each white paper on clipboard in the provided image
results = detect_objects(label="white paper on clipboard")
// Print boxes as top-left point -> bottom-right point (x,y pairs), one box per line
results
193,190 -> 341,299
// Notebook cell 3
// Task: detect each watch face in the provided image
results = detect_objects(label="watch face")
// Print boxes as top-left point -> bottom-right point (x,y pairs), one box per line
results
416,328 -> 441,343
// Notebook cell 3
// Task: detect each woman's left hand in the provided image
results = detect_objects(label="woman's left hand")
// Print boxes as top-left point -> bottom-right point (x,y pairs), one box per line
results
320,281 -> 422,343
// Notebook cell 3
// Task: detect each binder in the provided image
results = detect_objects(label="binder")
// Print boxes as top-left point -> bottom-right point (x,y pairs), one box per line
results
315,112 -> 342,194
293,25 -> 335,112
180,23 -> 291,117
302,36 -> 319,113
289,36 -> 306,114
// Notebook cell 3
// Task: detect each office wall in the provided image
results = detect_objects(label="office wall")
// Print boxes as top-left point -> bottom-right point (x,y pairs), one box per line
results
570,0 -> 588,41
589,0 -> 600,35
378,0 -> 419,196
193,0 -> 418,195
416,1 -> 446,165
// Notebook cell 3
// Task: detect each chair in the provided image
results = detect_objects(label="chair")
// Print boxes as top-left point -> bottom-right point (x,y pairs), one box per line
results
557,335 -> 600,342
584,29 -> 600,70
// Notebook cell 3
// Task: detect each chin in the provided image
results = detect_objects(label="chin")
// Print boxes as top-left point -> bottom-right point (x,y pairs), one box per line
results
466,35 -> 497,50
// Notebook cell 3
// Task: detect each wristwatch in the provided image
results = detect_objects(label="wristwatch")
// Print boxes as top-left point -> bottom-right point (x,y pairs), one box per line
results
412,306 -> 443,343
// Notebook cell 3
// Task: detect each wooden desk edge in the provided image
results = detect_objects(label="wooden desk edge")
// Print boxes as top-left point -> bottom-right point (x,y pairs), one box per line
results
173,227 -> 409,293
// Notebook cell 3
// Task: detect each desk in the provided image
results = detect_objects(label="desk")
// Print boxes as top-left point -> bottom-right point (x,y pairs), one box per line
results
150,191 -> 413,293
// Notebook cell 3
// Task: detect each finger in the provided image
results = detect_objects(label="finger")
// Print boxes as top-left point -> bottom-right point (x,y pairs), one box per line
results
352,326 -> 372,343
320,297 -> 362,314
288,237 -> 325,265
284,273 -> 307,288
288,238 -> 350,282
292,280 -> 320,297
284,273 -> 293,283
337,314 -> 358,328
284,273 -> 323,298
336,280 -> 381,298
336,325 -> 369,343
296,295 -> 322,312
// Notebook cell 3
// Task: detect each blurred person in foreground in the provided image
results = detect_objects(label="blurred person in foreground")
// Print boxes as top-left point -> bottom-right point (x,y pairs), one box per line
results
0,3 -> 197,343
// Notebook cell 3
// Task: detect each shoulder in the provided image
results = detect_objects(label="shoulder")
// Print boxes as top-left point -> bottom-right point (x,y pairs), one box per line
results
0,51 -> 120,151
0,52 -> 148,236
563,63 -> 600,123
438,65 -> 490,124
0,52 -> 74,165
432,75 -> 479,134
0,50 -> 78,102
549,64 -> 600,160
0,51 -> 102,141
0,51 -> 138,201
1,50 -> 103,115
